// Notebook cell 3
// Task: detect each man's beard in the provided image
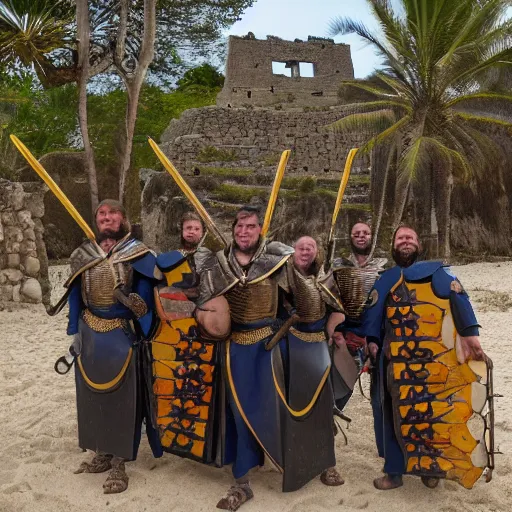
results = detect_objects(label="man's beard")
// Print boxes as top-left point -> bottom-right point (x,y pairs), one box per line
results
392,247 -> 419,267
234,239 -> 259,255
350,239 -> 371,256
181,236 -> 199,251
96,224 -> 128,243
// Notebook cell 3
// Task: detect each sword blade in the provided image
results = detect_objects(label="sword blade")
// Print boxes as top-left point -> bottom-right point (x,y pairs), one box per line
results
10,134 -> 95,240
327,147 -> 358,263
148,137 -> 227,247
261,149 -> 291,237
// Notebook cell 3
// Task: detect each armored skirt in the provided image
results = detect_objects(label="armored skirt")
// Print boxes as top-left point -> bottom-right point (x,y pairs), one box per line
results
74,315 -> 142,460
224,318 -> 335,492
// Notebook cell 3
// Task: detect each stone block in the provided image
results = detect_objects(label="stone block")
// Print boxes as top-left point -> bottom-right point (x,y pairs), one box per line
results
5,226 -> 23,242
23,228 -> 36,241
23,256 -> 40,277
25,193 -> 45,218
21,278 -> 42,303
5,241 -> 20,253
0,268 -> 23,284
7,254 -> 20,268
1,211 -> 16,226
17,210 -> 33,228
19,240 -> 37,255
10,185 -> 25,210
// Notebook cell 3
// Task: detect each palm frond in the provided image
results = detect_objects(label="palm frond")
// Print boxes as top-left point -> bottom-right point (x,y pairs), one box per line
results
454,112 -> 512,129
325,109 -> 397,137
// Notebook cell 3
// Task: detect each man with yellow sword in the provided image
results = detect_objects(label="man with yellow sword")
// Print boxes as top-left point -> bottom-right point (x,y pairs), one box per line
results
148,142 -> 348,511
11,136 -> 163,495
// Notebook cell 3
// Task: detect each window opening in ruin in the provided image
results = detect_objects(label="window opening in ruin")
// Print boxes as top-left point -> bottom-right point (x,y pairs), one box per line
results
247,91 -> 252,98
299,62 -> 315,77
324,168 -> 330,173
311,91 -> 323,96
272,61 -> 292,77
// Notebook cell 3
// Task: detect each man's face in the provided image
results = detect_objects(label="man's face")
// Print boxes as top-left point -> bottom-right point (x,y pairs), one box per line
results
351,223 -> 372,254
234,213 -> 261,253
293,237 -> 317,273
393,227 -> 420,267
96,205 -> 124,236
182,220 -> 203,247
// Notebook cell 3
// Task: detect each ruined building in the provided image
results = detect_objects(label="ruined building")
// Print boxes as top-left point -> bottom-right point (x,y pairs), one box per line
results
217,35 -> 354,108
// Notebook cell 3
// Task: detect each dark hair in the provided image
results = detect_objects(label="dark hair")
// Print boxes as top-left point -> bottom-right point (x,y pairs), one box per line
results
349,221 -> 371,238
231,205 -> 262,230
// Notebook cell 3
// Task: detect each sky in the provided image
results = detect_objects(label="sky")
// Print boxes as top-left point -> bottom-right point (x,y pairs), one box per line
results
226,0 -> 383,78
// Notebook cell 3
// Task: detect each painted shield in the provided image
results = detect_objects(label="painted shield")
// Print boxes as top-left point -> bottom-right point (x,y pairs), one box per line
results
385,278 -> 494,489
150,256 -> 221,464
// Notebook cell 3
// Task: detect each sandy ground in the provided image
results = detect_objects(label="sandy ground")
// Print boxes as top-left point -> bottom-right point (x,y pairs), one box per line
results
0,261 -> 511,512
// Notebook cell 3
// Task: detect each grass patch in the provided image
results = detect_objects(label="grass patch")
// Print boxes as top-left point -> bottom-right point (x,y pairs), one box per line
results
196,146 -> 238,163
199,166 -> 253,177
211,184 -> 267,203
471,288 -> 512,312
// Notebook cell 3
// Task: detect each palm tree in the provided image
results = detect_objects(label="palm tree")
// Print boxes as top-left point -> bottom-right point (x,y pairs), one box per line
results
0,0 -> 76,87
328,0 -> 512,258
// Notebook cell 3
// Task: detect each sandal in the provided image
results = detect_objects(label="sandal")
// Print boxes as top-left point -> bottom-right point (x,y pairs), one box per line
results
320,467 -> 345,486
373,474 -> 403,490
103,461 -> 129,494
74,453 -> 113,474
216,483 -> 254,511
421,476 -> 440,489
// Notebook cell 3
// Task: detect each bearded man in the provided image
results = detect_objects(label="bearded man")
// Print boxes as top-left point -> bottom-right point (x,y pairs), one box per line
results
197,207 -> 339,510
362,226 -> 488,491
331,222 -> 387,410
52,199 -> 162,494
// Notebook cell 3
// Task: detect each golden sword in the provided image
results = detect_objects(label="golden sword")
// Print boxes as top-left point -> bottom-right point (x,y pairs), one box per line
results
10,134 -> 95,241
261,149 -> 291,237
326,147 -> 359,264
148,137 -> 227,247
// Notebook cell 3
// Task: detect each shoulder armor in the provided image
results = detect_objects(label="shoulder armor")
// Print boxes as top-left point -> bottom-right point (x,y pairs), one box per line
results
403,261 -> 445,281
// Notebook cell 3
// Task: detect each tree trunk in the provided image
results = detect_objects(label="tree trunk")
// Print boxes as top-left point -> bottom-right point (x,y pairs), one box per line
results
368,144 -> 395,259
393,175 -> 412,229
117,0 -> 156,203
435,169 -> 453,261
76,0 -> 99,214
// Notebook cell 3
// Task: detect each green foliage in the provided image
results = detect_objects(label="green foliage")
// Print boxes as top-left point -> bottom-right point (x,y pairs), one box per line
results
211,184 -> 267,203
0,77 -> 219,176
198,166 -> 252,177
177,63 -> 224,91
196,145 -> 238,163
298,176 -> 317,193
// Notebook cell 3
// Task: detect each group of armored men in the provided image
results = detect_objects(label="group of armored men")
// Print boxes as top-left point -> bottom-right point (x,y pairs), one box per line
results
53,198 -> 491,511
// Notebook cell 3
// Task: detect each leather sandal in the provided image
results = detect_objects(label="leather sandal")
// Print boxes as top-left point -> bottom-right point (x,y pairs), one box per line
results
216,483 -> 254,511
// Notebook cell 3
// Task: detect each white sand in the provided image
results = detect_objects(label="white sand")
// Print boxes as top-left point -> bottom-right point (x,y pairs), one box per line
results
1,261 -> 511,512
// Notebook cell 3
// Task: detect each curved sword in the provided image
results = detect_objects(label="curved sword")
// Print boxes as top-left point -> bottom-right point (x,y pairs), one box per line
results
148,137 -> 227,247
261,149 -> 291,237
326,147 -> 358,266
10,134 -> 95,241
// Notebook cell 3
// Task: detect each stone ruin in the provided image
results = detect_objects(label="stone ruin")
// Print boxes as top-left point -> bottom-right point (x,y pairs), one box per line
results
0,179 -> 49,304
217,35 -> 354,108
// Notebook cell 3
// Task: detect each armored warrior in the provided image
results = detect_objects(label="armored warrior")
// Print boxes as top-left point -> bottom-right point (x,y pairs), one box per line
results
52,199 -> 163,494
331,222 -> 387,410
148,211 -> 230,465
282,236 -> 346,486
202,208 -> 340,511
362,226 -> 494,491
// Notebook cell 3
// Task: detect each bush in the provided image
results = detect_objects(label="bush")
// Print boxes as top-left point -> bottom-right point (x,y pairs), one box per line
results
196,146 -> 238,163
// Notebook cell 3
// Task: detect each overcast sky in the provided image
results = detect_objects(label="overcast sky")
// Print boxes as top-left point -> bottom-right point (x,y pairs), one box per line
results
226,0 -> 383,78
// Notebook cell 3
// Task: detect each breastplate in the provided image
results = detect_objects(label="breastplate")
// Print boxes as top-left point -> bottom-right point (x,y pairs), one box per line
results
226,278 -> 278,324
334,267 -> 380,321
81,258 -> 133,309
291,271 -> 326,322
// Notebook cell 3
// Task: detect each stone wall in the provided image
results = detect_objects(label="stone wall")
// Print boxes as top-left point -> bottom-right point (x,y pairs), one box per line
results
161,106 -> 365,175
217,35 -> 354,108
0,180 -> 49,304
